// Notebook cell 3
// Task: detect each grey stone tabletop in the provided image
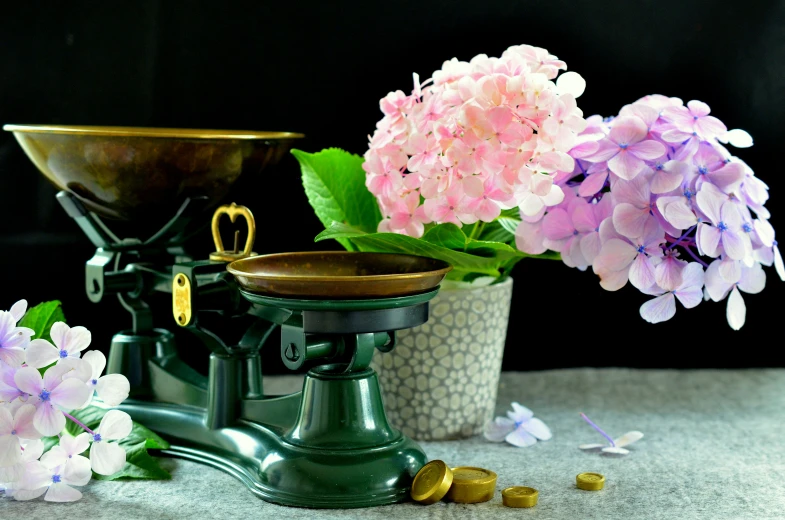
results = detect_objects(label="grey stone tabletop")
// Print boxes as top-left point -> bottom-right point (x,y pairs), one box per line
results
3,368 -> 785,520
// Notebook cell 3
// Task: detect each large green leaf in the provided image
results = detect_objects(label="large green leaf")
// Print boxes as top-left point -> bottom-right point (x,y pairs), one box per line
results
18,300 -> 65,343
316,222 -> 504,278
421,223 -> 468,250
293,148 -> 382,251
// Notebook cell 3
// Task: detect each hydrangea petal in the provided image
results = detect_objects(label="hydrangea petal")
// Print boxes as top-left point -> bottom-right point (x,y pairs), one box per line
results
580,233 -> 602,264
541,184 -> 565,206
82,350 -> 107,380
721,231 -> 747,261
556,71 -> 586,98
774,245 -> 785,281
602,446 -> 630,455
608,116 -> 647,146
609,151 -> 645,181
483,417 -> 516,442
613,203 -> 649,239
13,404 -> 40,440
705,260 -> 732,301
659,198 -> 697,230
578,170 -> 608,197
614,431 -> 644,448
542,208 -> 574,240
579,443 -> 606,450
708,162 -> 744,193
651,169 -> 684,194
520,418 -> 552,441
655,258 -> 684,292
49,322 -> 69,350
594,238 -> 637,272
13,366 -> 43,396
45,482 -> 83,502
718,258 -> 742,284
640,293 -> 677,324
96,410 -> 133,440
95,374 -> 131,407
0,406 -> 12,435
515,220 -> 546,255
629,140 -> 665,160
63,454 -> 92,486
505,426 -> 538,447
9,300 -> 27,323
40,445 -> 68,469
697,224 -> 721,257
696,186 -> 724,224
64,326 -> 91,355
726,287 -> 746,330
738,263 -> 766,294
725,129 -> 753,148
597,267 -> 629,291
629,255 -> 657,291
508,402 -> 534,423
687,100 -> 711,117
0,347 -> 25,368
49,378 -> 91,411
34,403 -> 65,437
24,339 -> 60,370
90,441 -> 126,475
754,219 -> 775,248
0,434 -> 21,467
696,116 -> 727,139
13,487 -> 48,501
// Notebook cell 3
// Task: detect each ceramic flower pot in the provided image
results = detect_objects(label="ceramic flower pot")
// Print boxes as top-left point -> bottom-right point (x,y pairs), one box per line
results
371,277 -> 513,441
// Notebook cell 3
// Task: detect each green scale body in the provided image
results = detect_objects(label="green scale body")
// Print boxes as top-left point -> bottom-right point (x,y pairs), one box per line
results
107,267 -> 434,508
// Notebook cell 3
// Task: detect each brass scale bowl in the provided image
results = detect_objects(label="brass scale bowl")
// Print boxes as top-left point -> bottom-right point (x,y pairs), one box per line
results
4,124 -> 452,296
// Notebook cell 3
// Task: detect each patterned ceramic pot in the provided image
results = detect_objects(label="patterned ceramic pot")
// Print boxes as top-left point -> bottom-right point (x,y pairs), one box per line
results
371,278 -> 513,441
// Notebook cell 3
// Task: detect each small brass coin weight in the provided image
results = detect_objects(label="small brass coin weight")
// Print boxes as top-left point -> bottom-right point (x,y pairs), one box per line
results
576,472 -> 605,491
445,467 -> 497,504
502,486 -> 539,508
411,460 -> 453,504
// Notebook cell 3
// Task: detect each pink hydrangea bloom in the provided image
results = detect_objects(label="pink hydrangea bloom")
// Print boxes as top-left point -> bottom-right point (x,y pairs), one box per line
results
365,45 -> 587,237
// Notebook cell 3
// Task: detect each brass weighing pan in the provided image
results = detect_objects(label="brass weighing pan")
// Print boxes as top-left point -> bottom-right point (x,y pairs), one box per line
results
228,251 -> 453,299
3,124 -> 303,224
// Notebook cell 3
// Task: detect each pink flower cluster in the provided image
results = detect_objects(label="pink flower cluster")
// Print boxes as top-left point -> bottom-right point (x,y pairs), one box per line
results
514,95 -> 784,329
364,45 -> 590,237
0,300 -> 132,502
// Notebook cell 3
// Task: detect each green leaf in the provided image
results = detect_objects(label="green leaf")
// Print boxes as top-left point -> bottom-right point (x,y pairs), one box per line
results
499,208 -> 521,219
316,222 -> 504,277
421,224 -> 468,250
293,148 -> 382,251
497,217 -> 521,235
18,300 -> 65,342
93,442 -> 171,481
50,406 -> 170,480
41,435 -> 60,452
478,220 -> 514,243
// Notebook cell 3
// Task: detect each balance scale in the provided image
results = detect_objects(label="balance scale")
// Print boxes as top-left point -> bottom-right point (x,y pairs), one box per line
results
5,125 -> 452,508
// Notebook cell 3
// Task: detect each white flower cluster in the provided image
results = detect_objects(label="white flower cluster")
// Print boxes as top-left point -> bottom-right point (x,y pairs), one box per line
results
0,300 -> 131,502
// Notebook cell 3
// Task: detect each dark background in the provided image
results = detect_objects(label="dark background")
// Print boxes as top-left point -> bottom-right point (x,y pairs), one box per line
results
1,0 -> 783,371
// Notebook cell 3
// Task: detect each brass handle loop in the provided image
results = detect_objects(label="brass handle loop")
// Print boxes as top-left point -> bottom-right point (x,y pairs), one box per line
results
209,203 -> 257,262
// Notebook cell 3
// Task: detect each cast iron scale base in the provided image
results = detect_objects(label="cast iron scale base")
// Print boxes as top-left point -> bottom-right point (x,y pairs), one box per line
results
57,191 -> 448,508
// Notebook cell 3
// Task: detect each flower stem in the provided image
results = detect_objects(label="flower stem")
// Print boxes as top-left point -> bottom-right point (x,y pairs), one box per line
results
667,225 -> 697,250
468,221 -> 486,241
682,246 -> 709,267
580,412 -> 615,447
64,412 -> 95,436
